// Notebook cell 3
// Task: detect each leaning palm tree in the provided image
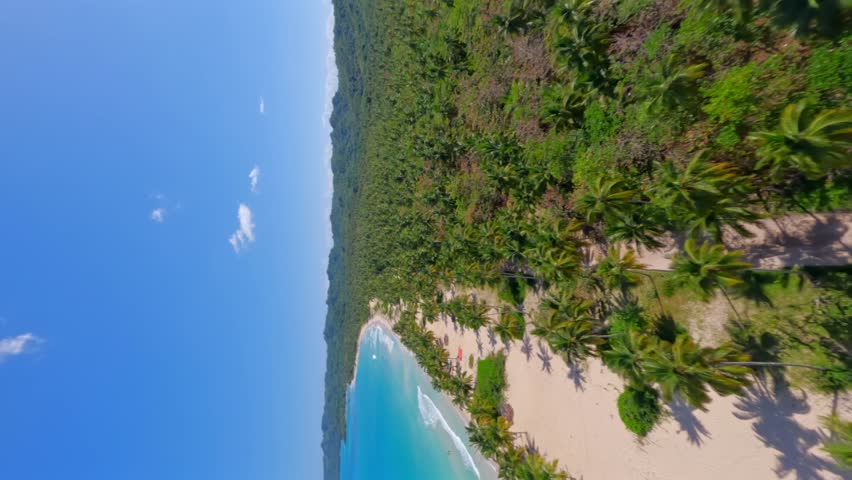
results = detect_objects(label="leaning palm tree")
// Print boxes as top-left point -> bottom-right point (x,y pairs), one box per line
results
604,206 -> 666,250
517,451 -> 569,479
642,334 -> 751,410
576,177 -> 637,224
748,101 -> 852,180
596,245 -> 646,293
822,415 -> 852,469
602,331 -> 651,385
549,317 -> 605,365
467,416 -> 514,458
638,55 -> 707,112
665,239 -> 752,322
653,150 -> 740,215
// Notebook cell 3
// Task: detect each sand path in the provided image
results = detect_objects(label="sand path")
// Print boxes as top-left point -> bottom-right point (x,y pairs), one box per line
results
596,213 -> 852,271
428,314 -> 851,480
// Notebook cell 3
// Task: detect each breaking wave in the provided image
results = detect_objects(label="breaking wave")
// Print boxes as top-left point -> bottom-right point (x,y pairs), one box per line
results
417,386 -> 481,478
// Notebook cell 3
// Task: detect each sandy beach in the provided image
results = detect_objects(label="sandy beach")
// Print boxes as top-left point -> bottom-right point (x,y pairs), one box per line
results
425,302 -> 851,480
583,213 -> 852,271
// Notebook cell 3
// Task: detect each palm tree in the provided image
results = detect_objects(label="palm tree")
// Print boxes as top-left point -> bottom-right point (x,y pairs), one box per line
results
748,101 -> 852,180
596,245 -> 646,292
642,334 -> 751,410
666,239 -> 752,323
638,55 -> 707,111
604,205 -> 665,250
517,451 -> 569,479
467,416 -> 514,457
540,80 -> 591,131
602,331 -> 651,385
495,310 -> 526,344
822,415 -> 852,469
576,177 -> 636,224
653,152 -> 758,240
549,317 -> 604,364
551,21 -> 610,83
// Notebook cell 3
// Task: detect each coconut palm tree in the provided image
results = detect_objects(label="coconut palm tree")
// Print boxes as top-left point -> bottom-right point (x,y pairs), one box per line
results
652,150 -> 746,215
517,451 -> 569,479
495,310 -> 527,344
548,317 -> 605,364
604,205 -> 666,250
467,416 -> 514,457
665,239 -> 752,322
576,177 -> 637,224
748,101 -> 852,180
540,80 -> 591,131
602,331 -> 651,385
596,245 -> 646,292
638,55 -> 707,112
642,334 -> 751,410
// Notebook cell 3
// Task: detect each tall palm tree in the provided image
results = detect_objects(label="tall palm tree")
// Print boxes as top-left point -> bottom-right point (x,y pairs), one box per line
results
638,55 -> 707,111
549,317 -> 605,364
602,331 -> 651,385
596,245 -> 646,292
467,416 -> 514,457
666,239 -> 752,322
517,451 -> 569,479
653,152 -> 757,240
540,80 -> 591,131
604,205 -> 666,250
748,101 -> 852,180
642,334 -> 751,410
576,177 -> 636,224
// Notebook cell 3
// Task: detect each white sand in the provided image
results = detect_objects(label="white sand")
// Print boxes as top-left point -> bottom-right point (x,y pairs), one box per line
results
426,306 -> 851,480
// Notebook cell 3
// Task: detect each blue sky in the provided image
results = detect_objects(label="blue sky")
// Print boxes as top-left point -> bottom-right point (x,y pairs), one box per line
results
0,1 -> 333,478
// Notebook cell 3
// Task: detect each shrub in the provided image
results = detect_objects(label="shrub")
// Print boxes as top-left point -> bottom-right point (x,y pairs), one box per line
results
806,37 -> 852,103
471,352 -> 508,417
617,385 -> 662,436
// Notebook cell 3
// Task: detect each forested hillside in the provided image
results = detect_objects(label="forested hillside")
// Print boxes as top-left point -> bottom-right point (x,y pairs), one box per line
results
323,0 -> 851,478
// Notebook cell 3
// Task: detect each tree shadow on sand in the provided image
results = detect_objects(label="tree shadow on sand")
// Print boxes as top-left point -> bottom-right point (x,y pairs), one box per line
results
669,397 -> 712,446
537,341 -> 553,374
733,378 -> 847,480
521,334 -> 533,362
567,362 -> 586,391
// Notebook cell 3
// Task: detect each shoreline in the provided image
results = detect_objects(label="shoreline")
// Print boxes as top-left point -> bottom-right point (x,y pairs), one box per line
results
349,308 -> 498,478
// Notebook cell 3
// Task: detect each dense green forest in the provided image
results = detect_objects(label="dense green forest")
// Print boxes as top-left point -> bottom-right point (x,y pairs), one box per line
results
323,0 -> 851,478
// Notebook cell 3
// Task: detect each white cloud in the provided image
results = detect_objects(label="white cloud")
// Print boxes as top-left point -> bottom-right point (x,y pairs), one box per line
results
228,203 -> 256,253
150,208 -> 166,223
259,96 -> 265,114
249,166 -> 260,193
0,333 -> 41,362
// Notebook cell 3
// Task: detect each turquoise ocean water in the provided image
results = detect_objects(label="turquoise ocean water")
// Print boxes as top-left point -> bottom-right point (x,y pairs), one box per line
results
340,324 -> 497,480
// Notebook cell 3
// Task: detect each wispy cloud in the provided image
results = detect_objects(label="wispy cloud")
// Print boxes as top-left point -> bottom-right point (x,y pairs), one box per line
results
259,96 -> 265,114
249,166 -> 260,193
228,203 -> 256,253
0,333 -> 41,362
150,208 -> 166,223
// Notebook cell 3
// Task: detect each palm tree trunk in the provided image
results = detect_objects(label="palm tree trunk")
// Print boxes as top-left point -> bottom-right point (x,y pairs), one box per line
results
719,361 -> 827,371
717,283 -> 745,329
630,270 -> 666,312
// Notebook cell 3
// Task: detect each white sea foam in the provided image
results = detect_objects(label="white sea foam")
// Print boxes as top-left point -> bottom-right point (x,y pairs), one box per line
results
366,325 -> 394,355
417,386 -> 481,478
